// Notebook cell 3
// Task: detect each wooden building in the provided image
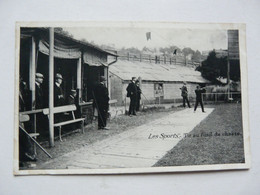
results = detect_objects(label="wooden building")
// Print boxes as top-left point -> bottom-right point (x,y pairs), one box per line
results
19,27 -> 117,146
109,59 -> 209,106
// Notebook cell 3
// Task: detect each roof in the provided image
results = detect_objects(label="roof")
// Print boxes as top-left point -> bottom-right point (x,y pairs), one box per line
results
109,60 -> 209,83
21,28 -> 118,57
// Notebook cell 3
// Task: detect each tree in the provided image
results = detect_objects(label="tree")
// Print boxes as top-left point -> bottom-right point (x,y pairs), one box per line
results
197,50 -> 227,83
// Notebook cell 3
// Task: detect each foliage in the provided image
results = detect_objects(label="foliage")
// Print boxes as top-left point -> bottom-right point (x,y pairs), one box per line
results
197,50 -> 240,82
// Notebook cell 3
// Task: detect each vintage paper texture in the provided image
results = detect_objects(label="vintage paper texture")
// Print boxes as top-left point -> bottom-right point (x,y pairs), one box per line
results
14,22 -> 250,175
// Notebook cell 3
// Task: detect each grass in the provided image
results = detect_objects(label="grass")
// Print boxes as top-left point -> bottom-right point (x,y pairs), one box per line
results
154,103 -> 245,167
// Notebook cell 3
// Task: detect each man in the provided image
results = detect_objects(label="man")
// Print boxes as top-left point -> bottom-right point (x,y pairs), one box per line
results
136,80 -> 142,112
67,89 -> 77,105
54,73 -> 65,107
194,85 -> 206,113
93,76 -> 110,130
180,82 -> 191,108
126,77 -> 137,116
35,73 -> 44,109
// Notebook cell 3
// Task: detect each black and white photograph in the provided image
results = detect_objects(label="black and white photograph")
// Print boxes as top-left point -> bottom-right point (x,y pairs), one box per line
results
14,22 -> 250,175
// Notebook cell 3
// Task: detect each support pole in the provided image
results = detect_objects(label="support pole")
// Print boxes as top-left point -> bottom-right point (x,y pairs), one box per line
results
49,28 -> 55,147
29,36 -> 37,154
77,57 -> 82,100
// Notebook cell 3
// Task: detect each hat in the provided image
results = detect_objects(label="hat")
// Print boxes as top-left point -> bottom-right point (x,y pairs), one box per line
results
36,73 -> 44,79
132,77 -> 136,80
100,76 -> 106,82
55,73 -> 63,80
71,89 -> 77,94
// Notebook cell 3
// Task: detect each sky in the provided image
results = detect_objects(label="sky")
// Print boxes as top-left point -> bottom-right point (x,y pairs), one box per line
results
64,27 -> 227,52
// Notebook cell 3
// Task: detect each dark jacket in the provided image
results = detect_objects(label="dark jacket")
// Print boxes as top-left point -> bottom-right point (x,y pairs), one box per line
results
195,88 -> 206,101
180,85 -> 188,97
136,86 -> 141,100
93,82 -> 109,110
35,83 -> 44,109
126,82 -> 137,98
54,83 -> 65,107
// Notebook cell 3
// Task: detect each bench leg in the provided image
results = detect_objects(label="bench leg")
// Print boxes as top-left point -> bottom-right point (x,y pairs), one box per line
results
58,126 -> 63,142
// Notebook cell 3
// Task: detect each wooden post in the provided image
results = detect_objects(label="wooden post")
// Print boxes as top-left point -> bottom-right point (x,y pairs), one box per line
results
77,57 -> 82,100
48,28 -> 55,147
127,52 -> 130,61
140,54 -> 142,62
29,36 -> 37,154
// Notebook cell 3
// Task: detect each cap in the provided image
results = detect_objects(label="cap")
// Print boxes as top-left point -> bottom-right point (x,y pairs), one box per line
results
55,73 -> 63,80
36,73 -> 44,79
132,77 -> 136,80
100,76 -> 106,82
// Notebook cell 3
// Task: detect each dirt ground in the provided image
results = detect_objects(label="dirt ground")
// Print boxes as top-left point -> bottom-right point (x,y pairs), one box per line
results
34,106 -> 184,165
154,103 -> 244,166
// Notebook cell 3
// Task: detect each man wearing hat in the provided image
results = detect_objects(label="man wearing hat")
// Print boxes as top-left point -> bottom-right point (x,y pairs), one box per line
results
126,77 -> 137,116
35,73 -> 44,109
67,89 -> 77,105
93,76 -> 110,130
180,82 -> 191,108
54,73 -> 65,107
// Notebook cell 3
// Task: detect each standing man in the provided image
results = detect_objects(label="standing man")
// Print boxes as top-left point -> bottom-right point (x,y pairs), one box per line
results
93,76 -> 110,130
126,77 -> 137,116
180,82 -> 191,108
54,73 -> 65,107
67,89 -> 77,105
136,80 -> 142,112
194,85 -> 206,113
35,73 -> 44,109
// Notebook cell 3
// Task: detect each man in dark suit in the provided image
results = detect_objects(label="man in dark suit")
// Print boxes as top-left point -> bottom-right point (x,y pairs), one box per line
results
135,80 -> 142,112
126,77 -> 137,116
35,73 -> 44,109
54,73 -> 65,123
67,89 -> 77,105
180,82 -> 191,108
54,73 -> 65,107
194,85 -> 206,113
93,76 -> 110,130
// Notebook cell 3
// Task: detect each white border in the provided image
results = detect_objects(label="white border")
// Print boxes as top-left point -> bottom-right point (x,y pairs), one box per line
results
13,22 -> 250,175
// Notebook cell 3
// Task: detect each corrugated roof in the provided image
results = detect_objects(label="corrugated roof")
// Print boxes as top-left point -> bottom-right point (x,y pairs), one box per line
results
109,59 -> 209,83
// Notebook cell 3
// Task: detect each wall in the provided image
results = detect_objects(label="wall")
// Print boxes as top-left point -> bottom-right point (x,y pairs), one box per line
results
110,77 -> 202,106
109,73 -> 124,105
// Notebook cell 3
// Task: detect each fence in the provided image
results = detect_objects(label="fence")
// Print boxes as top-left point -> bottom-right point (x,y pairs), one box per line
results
117,53 -> 201,67
202,92 -> 241,103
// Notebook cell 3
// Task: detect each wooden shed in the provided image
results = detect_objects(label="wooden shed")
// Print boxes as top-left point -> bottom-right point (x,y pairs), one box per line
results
19,27 -> 117,146
109,59 -> 209,106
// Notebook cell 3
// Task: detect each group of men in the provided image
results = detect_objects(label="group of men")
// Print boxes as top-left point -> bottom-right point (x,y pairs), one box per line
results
126,77 -> 142,116
180,82 -> 206,112
19,73 -> 78,163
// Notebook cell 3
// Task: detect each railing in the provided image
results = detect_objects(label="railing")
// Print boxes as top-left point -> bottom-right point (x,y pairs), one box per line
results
117,52 -> 201,66
202,92 -> 241,103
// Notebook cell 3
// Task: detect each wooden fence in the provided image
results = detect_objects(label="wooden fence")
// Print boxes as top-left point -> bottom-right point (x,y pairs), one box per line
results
117,53 -> 201,67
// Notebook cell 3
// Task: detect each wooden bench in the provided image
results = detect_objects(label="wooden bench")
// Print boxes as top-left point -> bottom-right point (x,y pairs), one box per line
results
43,105 -> 85,141
19,113 -> 52,158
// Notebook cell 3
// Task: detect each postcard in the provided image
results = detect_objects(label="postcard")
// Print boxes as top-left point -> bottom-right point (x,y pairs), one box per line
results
14,22 -> 250,175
